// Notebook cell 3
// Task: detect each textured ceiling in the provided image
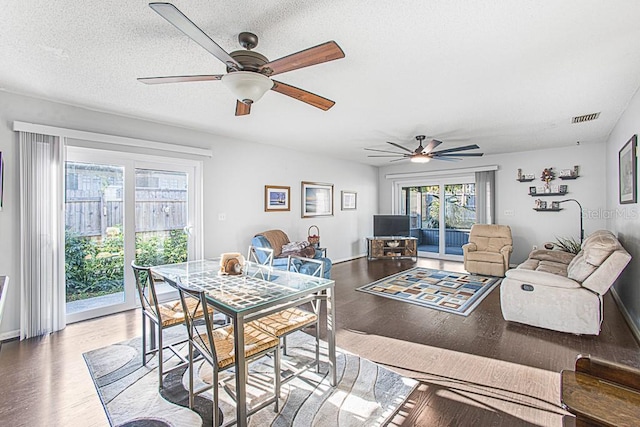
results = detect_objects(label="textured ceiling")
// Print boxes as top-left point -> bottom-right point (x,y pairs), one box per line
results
2,1 -> 640,165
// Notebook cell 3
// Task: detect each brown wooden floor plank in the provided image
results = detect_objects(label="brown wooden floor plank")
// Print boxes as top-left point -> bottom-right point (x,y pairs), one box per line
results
0,257 -> 638,426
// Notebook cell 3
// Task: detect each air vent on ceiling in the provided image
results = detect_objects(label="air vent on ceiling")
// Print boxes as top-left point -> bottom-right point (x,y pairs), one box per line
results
571,112 -> 600,123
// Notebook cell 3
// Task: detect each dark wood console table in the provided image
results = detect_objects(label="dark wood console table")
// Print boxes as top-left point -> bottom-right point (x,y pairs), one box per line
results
561,354 -> 640,427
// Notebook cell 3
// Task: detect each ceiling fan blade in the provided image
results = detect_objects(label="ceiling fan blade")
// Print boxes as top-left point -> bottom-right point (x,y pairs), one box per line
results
149,2 -> 242,70
260,41 -> 345,77
389,158 -> 408,162
271,80 -> 335,110
429,144 -> 480,155
137,74 -> 224,84
386,141 -> 414,153
364,148 -> 406,155
431,157 -> 459,162
235,100 -> 251,116
432,152 -> 484,157
423,139 -> 443,154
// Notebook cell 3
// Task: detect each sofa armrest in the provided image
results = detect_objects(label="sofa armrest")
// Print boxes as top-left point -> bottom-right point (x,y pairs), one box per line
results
462,242 -> 477,254
505,269 -> 582,289
500,245 -> 513,255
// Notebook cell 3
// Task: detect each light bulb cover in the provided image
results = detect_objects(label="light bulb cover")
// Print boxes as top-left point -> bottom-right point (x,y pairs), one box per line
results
221,71 -> 273,103
410,155 -> 431,163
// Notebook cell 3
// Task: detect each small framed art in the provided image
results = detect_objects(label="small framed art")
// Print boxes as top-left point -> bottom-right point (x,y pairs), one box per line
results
341,190 -> 357,210
264,185 -> 290,212
301,181 -> 333,217
619,135 -> 637,204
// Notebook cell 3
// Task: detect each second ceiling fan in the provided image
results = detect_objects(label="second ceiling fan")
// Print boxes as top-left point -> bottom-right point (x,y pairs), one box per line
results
366,135 -> 484,163
138,2 -> 345,116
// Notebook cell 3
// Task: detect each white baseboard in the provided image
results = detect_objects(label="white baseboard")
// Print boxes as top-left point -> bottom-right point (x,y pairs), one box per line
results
610,287 -> 640,345
0,329 -> 20,342
332,254 -> 367,264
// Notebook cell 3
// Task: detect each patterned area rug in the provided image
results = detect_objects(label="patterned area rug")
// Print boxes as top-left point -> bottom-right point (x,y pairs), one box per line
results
83,329 -> 417,426
357,267 -> 501,316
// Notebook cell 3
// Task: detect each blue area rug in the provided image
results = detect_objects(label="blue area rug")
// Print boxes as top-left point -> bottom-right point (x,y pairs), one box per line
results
357,267 -> 501,316
83,329 -> 417,426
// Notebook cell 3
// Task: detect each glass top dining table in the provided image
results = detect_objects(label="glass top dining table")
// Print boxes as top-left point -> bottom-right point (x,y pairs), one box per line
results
151,259 -> 336,427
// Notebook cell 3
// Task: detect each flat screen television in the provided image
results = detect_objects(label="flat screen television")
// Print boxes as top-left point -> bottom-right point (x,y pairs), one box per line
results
373,215 -> 410,237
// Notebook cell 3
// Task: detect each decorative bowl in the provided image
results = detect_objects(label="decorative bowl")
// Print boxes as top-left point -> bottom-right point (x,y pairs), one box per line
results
387,241 -> 400,248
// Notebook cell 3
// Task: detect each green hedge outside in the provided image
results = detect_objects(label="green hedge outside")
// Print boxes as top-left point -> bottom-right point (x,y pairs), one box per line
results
65,227 -> 187,302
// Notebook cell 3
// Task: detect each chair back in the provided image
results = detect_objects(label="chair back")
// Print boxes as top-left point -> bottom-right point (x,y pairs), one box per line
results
176,282 -> 219,368
131,263 -> 161,321
247,245 -> 274,266
469,224 -> 512,252
287,256 -> 324,278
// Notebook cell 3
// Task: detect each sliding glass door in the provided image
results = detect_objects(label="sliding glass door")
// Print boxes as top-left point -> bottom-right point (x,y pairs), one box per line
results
65,147 -> 201,323
400,177 -> 476,258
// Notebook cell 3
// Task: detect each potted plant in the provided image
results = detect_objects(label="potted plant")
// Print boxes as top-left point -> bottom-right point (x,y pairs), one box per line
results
554,236 -> 581,254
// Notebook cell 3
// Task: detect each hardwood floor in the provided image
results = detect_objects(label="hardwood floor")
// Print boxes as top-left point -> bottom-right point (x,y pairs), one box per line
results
0,257 -> 637,426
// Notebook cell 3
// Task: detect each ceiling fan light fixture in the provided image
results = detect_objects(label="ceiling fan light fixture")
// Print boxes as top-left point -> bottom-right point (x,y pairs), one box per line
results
410,155 -> 431,163
221,71 -> 273,104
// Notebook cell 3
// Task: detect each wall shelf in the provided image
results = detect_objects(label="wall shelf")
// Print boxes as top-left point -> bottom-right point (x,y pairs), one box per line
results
533,208 -> 563,212
517,178 -> 535,182
559,175 -> 579,180
529,192 -> 567,196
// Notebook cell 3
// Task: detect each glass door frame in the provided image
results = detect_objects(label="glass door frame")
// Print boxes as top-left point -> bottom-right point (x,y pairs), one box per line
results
392,174 -> 475,261
64,146 -> 203,323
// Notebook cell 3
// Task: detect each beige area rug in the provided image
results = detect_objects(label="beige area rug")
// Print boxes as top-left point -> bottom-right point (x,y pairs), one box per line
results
338,330 -> 571,426
83,329 -> 417,426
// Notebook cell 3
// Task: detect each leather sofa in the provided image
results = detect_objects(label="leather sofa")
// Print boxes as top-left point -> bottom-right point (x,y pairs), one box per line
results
462,224 -> 513,277
251,230 -> 332,279
500,230 -> 631,335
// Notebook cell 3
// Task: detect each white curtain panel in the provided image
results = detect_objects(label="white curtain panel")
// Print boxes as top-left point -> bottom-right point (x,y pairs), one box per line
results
19,132 -> 66,339
475,170 -> 495,224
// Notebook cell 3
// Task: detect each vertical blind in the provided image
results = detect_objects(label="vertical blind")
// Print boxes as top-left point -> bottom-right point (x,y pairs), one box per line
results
475,170 -> 495,224
19,131 -> 66,339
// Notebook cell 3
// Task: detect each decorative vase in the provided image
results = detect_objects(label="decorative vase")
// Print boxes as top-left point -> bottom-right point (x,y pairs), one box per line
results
544,183 -> 551,193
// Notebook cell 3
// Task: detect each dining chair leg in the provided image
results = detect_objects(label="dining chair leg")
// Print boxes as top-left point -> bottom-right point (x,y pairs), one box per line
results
274,347 -> 281,413
188,341 -> 195,409
141,311 -> 147,366
282,335 -> 288,356
213,367 -> 220,427
315,318 -> 320,373
150,318 -> 157,352
157,323 -> 164,389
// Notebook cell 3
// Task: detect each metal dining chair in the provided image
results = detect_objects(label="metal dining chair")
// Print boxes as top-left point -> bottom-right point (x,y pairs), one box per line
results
176,282 -> 281,427
246,245 -> 275,280
247,245 -> 274,266
132,262 -> 208,390
250,255 -> 323,377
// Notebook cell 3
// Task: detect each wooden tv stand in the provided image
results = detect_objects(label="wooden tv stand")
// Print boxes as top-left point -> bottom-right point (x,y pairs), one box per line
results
367,236 -> 417,261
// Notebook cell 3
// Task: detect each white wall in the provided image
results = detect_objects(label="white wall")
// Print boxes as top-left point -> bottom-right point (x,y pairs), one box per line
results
378,143 -> 607,263
0,90 -> 378,338
605,87 -> 640,335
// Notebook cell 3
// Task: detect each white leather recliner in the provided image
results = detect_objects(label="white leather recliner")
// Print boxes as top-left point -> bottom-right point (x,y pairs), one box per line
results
500,230 -> 631,335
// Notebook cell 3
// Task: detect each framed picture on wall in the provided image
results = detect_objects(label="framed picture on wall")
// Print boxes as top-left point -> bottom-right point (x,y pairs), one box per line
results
0,152 -> 3,211
301,181 -> 333,217
264,185 -> 290,212
341,190 -> 357,210
619,135 -> 637,204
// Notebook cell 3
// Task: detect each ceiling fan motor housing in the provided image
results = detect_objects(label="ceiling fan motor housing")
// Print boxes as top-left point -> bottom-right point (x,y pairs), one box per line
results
227,50 -> 269,73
